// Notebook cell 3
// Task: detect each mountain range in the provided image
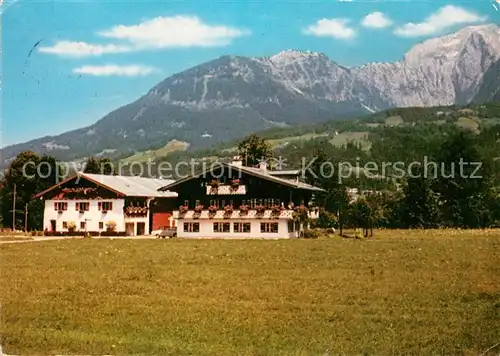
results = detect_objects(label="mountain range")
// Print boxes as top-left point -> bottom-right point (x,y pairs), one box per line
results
2,24 -> 500,168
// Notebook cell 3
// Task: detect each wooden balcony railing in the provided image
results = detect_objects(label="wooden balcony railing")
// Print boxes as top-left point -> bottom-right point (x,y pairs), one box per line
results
173,209 -> 319,220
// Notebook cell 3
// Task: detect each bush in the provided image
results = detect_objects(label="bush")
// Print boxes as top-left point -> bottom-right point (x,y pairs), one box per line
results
303,229 -> 322,239
100,231 -> 126,237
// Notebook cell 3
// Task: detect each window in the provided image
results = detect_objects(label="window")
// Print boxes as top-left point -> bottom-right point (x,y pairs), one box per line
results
54,202 -> 68,211
209,200 -> 218,208
98,202 -> 113,211
184,222 -> 199,232
269,199 -> 280,207
213,222 -> 230,233
76,202 -> 90,211
62,221 -> 68,229
249,199 -> 258,208
99,222 -> 104,230
288,221 -> 294,232
261,222 -> 279,233
234,222 -> 251,233
184,200 -> 189,207
80,221 -> 86,230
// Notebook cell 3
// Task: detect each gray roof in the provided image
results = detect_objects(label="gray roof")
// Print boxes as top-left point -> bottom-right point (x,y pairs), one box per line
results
267,169 -> 301,176
232,165 -> 323,192
82,173 -> 177,197
159,163 -> 323,192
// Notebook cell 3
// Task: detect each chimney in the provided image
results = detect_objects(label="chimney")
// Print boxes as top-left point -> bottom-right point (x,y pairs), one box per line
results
259,161 -> 267,171
232,155 -> 243,166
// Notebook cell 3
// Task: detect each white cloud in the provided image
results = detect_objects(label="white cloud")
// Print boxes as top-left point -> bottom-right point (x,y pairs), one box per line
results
73,65 -> 158,76
303,19 -> 356,40
362,12 -> 392,29
394,5 -> 487,37
39,41 -> 131,58
99,15 -> 249,48
40,15 -> 249,57
0,0 -> 20,16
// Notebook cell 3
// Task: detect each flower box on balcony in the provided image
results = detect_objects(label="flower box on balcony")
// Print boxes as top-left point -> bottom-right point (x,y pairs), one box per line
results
210,179 -> 220,188
231,179 -> 240,190
239,204 -> 249,215
208,205 -> 218,216
270,204 -> 284,218
194,205 -> 204,213
255,205 -> 266,217
223,205 -> 234,218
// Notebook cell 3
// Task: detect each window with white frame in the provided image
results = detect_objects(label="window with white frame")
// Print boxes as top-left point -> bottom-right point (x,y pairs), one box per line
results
76,202 -> 90,211
234,222 -> 251,233
184,222 -> 199,232
261,222 -> 279,233
213,222 -> 230,233
98,202 -> 113,211
54,202 -> 68,211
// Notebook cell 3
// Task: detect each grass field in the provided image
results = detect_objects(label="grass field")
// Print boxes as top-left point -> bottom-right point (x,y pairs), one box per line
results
456,117 -> 480,132
329,131 -> 371,150
121,139 -> 190,163
1,230 -> 499,355
0,236 -> 33,242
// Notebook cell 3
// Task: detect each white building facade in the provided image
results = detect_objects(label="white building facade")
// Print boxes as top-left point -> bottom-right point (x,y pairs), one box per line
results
35,173 -> 177,236
160,158 -> 323,239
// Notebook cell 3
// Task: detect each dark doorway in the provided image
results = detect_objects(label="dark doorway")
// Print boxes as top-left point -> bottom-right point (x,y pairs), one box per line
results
136,222 -> 146,235
50,220 -> 56,232
125,223 -> 134,236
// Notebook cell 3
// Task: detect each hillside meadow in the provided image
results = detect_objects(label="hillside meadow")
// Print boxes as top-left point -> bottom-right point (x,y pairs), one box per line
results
1,230 -> 499,355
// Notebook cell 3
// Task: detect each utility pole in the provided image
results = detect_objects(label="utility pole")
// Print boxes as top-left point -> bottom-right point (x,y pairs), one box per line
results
24,203 -> 28,233
12,183 -> 16,231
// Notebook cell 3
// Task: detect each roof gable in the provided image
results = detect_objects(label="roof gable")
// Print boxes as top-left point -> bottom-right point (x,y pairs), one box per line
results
34,173 -> 178,199
159,163 -> 323,192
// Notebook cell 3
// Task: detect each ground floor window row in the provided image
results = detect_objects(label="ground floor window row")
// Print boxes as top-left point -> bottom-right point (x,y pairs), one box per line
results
183,222 -> 291,233
61,221 -> 110,230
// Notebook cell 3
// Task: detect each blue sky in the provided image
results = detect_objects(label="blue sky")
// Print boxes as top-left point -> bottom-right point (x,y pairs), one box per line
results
2,0 -> 499,147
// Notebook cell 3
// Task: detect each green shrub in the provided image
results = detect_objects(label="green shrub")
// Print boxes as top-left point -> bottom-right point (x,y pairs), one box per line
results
303,229 -> 322,239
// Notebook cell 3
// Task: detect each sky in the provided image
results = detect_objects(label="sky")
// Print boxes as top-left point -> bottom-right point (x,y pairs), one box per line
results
2,0 -> 499,147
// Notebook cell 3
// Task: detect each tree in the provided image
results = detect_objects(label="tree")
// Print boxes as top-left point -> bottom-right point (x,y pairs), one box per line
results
1,151 -> 62,230
433,131 -> 495,228
83,157 -> 114,175
348,198 -> 373,238
304,148 -> 349,234
237,134 -> 273,167
397,165 -> 439,228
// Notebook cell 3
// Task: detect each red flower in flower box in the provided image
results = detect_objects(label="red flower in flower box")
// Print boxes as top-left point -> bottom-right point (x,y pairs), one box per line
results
194,205 -> 204,213
179,205 -> 189,214
208,205 -> 218,214
271,204 -> 283,216
239,204 -> 249,215
255,205 -> 266,215
210,179 -> 220,188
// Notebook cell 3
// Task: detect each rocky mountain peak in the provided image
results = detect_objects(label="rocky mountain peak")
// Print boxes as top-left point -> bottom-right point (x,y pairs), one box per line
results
267,49 -> 324,65
403,24 -> 500,67
2,24 -> 500,169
